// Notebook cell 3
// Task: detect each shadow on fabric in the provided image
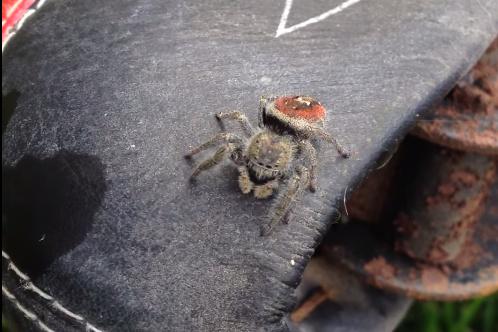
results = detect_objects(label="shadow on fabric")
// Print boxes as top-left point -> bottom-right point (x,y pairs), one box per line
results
2,151 -> 106,279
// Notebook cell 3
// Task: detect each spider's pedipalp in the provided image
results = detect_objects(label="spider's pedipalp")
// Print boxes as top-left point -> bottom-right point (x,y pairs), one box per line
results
238,166 -> 253,194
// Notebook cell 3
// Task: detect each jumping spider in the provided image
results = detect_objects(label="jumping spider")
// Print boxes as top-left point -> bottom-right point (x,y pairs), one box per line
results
185,96 -> 350,235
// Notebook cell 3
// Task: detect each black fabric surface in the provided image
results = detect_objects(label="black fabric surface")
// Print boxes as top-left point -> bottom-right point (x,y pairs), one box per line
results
2,0 -> 497,331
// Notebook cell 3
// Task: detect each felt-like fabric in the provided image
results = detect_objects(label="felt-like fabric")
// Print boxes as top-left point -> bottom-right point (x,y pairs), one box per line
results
2,0 -> 497,331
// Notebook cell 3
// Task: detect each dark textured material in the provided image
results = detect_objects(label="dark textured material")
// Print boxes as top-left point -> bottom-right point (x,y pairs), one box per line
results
2,0 -> 497,331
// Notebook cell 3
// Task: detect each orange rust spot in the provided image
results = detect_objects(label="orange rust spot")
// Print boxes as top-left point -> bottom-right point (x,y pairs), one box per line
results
364,257 -> 396,280
449,170 -> 478,186
274,96 -> 326,122
438,183 -> 457,197
478,266 -> 498,280
451,239 -> 489,270
421,267 -> 449,292
427,244 -> 450,263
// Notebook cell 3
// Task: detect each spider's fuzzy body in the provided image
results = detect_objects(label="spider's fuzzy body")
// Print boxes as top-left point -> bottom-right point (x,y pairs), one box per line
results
269,96 -> 326,123
185,96 -> 349,235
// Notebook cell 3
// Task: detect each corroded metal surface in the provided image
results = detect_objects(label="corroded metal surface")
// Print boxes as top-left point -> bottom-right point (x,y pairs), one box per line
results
413,39 -> 498,156
395,149 -> 496,264
323,181 -> 498,301
317,40 -> 498,301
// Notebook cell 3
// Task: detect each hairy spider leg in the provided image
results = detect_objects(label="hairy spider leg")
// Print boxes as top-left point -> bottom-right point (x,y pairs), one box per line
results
298,140 -> 318,192
313,128 -> 350,158
185,132 -> 242,158
190,146 -> 228,178
261,166 -> 310,235
216,111 -> 255,137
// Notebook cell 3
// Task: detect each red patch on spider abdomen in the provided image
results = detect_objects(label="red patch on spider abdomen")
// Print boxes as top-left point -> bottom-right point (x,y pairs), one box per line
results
274,96 -> 326,122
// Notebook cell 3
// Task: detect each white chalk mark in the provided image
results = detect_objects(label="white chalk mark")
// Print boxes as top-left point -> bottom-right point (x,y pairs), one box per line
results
275,0 -> 364,37
275,0 -> 294,37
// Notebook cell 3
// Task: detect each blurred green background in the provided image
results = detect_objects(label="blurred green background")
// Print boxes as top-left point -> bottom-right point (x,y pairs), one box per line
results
396,294 -> 497,332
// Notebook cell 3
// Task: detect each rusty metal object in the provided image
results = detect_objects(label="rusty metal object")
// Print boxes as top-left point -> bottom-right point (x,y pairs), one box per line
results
290,289 -> 329,324
395,148 -> 496,264
345,147 -> 402,224
293,256 -> 372,319
322,179 -> 498,300
288,256 -> 411,331
313,39 -> 498,301
412,38 -> 498,156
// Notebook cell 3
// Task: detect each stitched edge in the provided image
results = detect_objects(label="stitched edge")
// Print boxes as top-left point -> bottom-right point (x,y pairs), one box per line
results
2,251 -> 104,332
2,0 -> 47,52
2,284 -> 55,332
3,2 -> 106,330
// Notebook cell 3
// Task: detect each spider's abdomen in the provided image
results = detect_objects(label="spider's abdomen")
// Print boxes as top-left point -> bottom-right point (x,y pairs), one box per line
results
274,96 -> 325,123
247,131 -> 294,180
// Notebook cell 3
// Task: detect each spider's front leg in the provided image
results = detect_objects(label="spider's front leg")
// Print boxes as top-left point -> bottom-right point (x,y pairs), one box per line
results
187,133 -> 243,179
215,111 -> 255,137
261,166 -> 310,236
190,145 -> 229,179
185,132 -> 241,158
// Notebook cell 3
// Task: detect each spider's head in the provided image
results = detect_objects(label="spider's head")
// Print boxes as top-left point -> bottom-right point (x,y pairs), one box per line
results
247,131 -> 294,180
259,96 -> 326,134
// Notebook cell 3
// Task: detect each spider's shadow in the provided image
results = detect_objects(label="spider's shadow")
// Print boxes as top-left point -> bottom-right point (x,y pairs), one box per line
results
2,151 -> 106,279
